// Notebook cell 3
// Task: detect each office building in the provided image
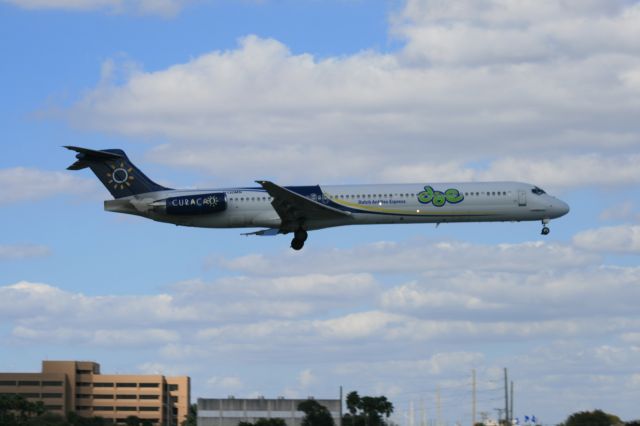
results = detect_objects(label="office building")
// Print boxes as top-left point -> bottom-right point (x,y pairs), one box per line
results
0,360 -> 190,426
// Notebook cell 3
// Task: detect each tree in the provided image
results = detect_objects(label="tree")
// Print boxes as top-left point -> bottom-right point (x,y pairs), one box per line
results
298,399 -> 335,426
0,394 -> 48,426
182,403 -> 197,426
125,415 -> 142,426
24,412 -> 67,426
565,410 -> 622,426
343,391 -> 394,426
68,411 -> 107,426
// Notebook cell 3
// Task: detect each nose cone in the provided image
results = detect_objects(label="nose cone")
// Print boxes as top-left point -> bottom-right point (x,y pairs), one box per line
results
552,199 -> 570,218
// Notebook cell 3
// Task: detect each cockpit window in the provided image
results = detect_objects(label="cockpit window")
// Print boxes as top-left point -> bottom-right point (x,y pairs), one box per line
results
531,186 -> 546,195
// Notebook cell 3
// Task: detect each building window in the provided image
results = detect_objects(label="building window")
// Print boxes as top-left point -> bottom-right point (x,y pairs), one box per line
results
42,381 -> 63,387
19,393 -> 40,398
168,384 -> 179,391
76,394 -> 91,399
94,383 -> 114,388
93,406 -> 114,411
170,396 -> 178,403
0,381 -> 16,386
18,381 -> 40,386
42,393 -> 62,398
116,394 -> 137,399
77,382 -> 91,387
139,395 -> 159,400
139,407 -> 160,412
116,406 -> 137,411
139,383 -> 159,388
93,394 -> 114,399
44,405 -> 63,410
77,370 -> 93,374
116,383 -> 137,388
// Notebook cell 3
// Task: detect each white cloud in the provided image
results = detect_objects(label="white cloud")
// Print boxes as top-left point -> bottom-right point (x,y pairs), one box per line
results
599,201 -> 640,222
297,369 -> 315,388
212,239 -> 597,276
0,244 -> 51,260
573,225 -> 640,253
4,0 -> 188,17
4,232 -> 640,422
59,1 -> 640,187
394,0 -> 640,66
0,167 -> 96,205
207,376 -> 244,391
335,352 -> 484,378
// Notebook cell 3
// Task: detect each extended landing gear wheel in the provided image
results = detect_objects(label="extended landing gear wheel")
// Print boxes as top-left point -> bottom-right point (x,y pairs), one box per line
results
291,229 -> 308,251
541,226 -> 550,235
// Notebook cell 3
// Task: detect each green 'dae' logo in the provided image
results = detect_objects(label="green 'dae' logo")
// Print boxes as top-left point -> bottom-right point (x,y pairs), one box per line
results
418,186 -> 464,207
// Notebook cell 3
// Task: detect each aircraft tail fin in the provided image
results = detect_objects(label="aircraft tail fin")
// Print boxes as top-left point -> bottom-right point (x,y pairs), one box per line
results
65,146 -> 170,198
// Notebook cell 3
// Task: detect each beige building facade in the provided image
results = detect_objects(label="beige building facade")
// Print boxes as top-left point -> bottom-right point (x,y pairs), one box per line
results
0,360 -> 190,426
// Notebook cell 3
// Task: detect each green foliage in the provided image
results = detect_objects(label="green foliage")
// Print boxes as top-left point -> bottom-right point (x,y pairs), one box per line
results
67,411 -> 107,426
182,404 -> 198,426
298,399 -> 335,426
25,413 -> 68,426
1,394 -> 50,426
0,396 -> 110,426
565,410 -> 622,426
343,391 -> 394,426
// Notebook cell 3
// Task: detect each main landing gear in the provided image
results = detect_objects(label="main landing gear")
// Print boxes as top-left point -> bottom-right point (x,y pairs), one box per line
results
541,218 -> 550,235
291,229 -> 308,251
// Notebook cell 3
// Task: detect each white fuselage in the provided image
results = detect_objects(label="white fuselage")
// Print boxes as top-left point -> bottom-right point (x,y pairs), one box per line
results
105,181 -> 570,233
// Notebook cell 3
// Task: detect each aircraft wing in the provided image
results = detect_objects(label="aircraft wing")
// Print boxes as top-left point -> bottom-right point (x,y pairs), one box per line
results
256,180 -> 351,228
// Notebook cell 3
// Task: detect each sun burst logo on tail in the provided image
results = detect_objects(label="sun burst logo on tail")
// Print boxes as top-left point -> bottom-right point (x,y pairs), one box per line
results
106,161 -> 135,190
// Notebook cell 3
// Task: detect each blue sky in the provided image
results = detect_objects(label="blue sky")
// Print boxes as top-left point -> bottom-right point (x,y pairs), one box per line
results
2,0 -> 640,424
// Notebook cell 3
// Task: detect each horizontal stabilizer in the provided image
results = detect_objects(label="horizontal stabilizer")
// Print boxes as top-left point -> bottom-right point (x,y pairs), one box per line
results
64,146 -> 123,170
64,146 -> 170,198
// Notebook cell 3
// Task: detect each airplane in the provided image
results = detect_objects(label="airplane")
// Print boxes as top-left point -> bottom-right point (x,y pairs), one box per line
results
65,146 -> 570,250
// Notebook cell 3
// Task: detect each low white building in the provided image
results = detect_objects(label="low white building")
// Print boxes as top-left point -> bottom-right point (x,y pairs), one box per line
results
197,396 -> 341,426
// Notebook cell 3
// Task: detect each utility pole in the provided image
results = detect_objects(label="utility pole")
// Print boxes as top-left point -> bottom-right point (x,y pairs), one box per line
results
339,386 -> 343,426
436,386 -> 442,426
410,400 -> 415,426
503,368 -> 509,426
510,382 -> 514,426
472,369 -> 477,426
